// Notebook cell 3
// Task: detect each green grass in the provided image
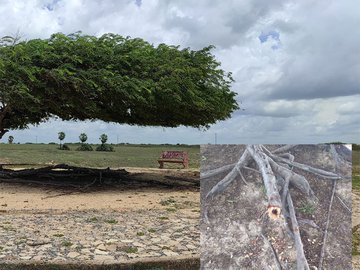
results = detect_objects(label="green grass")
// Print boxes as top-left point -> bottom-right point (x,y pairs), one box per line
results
105,219 -> 118,224
61,240 -> 73,247
0,143 -> 199,169
53,233 -> 64,237
125,246 -> 138,253
298,202 -> 316,215
86,217 -> 99,223
159,198 -> 176,206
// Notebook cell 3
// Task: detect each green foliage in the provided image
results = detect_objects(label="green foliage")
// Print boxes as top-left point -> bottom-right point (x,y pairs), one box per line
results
99,134 -> 108,144
61,240 -> 73,247
76,143 -> 93,151
79,133 -> 88,143
58,132 -> 65,141
58,131 -> 65,149
8,135 -> 13,144
0,32 -> 238,139
96,144 -> 114,152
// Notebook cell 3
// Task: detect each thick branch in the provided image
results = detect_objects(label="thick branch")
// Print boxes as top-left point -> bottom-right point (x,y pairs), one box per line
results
287,193 -> 310,270
247,145 -> 281,219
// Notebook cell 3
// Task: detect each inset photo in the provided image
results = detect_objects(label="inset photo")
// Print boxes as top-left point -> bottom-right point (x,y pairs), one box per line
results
201,144 -> 351,270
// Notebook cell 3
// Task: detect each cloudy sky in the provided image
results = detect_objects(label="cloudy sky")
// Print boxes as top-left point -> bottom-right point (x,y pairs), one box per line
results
0,0 -> 359,144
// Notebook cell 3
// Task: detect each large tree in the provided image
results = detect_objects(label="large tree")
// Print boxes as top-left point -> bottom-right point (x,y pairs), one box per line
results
0,32 -> 238,139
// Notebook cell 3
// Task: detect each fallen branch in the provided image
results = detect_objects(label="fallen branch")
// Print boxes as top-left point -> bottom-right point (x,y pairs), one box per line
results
287,193 -> 310,270
318,179 -> 336,270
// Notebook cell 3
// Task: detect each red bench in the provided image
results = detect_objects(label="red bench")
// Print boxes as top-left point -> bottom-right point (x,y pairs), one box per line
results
158,151 -> 189,169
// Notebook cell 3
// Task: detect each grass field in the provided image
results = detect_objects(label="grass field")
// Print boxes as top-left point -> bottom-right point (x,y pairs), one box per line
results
0,143 -> 200,169
353,149 -> 360,190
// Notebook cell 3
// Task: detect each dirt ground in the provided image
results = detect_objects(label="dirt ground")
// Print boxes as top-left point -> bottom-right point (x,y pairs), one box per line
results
200,145 -> 351,270
0,167 -> 199,212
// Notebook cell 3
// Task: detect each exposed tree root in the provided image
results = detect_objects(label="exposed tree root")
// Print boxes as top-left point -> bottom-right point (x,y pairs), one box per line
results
203,144 -> 350,269
0,164 -> 199,189
318,179 -> 336,270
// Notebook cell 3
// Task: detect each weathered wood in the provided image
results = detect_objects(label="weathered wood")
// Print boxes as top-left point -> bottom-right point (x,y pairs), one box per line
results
287,193 -> 310,270
247,145 -> 282,219
318,179 -> 336,270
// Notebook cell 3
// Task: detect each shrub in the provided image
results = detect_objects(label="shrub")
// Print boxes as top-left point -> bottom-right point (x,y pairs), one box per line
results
60,144 -> 70,150
96,144 -> 114,152
76,144 -> 93,151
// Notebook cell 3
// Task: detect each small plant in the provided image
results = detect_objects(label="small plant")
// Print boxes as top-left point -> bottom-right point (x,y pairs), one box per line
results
53,233 -> 64,237
62,240 -> 73,247
8,135 -> 14,144
105,219 -> 118,224
137,232 -> 145,236
58,132 -> 65,149
125,246 -> 138,253
298,202 -> 316,215
87,217 -> 98,222
148,228 -> 156,233
166,208 -> 177,212
158,216 -> 169,220
160,198 -> 176,206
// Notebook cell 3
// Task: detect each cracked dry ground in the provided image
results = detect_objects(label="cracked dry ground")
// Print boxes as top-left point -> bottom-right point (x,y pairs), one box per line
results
0,171 -> 200,265
201,145 -> 351,270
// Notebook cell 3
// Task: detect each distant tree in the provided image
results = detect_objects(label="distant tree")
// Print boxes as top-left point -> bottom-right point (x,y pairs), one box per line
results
96,133 -> 113,152
77,133 -> 92,151
0,32 -> 238,140
8,135 -> 13,144
58,132 -> 65,149
99,134 -> 108,144
79,133 -> 88,144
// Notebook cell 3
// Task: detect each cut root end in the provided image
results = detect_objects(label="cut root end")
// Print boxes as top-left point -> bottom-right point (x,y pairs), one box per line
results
268,206 -> 281,219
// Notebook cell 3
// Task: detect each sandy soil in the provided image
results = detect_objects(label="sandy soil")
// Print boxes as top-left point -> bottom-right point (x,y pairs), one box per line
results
0,167 -> 199,213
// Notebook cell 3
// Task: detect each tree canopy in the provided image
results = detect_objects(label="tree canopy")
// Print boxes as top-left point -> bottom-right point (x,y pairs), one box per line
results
0,32 -> 238,139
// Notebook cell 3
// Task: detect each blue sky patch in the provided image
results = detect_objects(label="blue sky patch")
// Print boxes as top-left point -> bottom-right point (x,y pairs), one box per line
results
259,30 -> 280,43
